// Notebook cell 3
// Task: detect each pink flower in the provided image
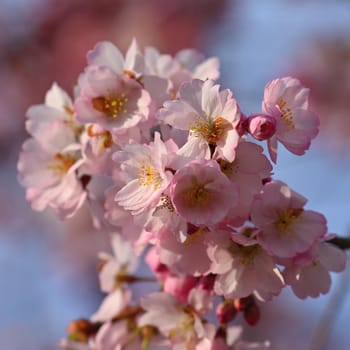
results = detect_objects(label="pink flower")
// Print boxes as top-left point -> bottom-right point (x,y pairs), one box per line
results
114,133 -> 174,214
18,120 -> 86,219
263,77 -> 319,162
251,180 -> 327,258
210,238 -> 284,301
98,234 -> 138,293
283,239 -> 347,299
217,141 -> 272,227
246,113 -> 276,141
138,292 -> 215,349
170,159 -> 238,226
158,79 -> 240,162
75,66 -> 150,134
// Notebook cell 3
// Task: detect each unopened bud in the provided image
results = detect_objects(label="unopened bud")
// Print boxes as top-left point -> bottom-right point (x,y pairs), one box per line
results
236,112 -> 249,136
244,303 -> 260,326
247,114 -> 276,141
67,318 -> 98,342
198,274 -> 215,291
233,296 -> 254,311
216,300 -> 237,324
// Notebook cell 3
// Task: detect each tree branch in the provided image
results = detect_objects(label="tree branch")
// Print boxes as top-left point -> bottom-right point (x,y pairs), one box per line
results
329,236 -> 350,250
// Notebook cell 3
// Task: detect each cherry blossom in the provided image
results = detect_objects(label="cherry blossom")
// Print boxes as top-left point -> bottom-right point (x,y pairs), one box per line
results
262,76 -> 319,162
251,180 -> 327,258
158,79 -> 240,162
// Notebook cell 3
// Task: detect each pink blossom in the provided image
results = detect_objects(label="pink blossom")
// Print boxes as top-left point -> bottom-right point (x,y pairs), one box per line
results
98,234 -> 138,293
139,292 -> 215,349
114,133 -> 174,214
251,180 -> 327,258
158,79 -> 240,162
75,66 -> 150,134
210,238 -> 284,301
262,77 -> 319,162
170,159 -> 238,226
217,141 -> 272,227
18,120 -> 86,219
157,227 -> 213,276
283,239 -> 347,299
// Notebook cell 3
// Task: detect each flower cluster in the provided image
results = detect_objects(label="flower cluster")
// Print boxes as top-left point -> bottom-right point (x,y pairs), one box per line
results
18,39 -> 347,349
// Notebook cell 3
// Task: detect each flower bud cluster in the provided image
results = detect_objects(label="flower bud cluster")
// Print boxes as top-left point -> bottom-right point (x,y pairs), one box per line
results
18,39 -> 347,349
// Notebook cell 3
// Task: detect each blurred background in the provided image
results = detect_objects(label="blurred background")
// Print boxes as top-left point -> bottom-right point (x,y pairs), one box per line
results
1,0 -> 350,349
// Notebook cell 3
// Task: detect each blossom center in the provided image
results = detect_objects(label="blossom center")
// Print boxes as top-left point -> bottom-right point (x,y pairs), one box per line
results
48,153 -> 77,174
237,244 -> 260,265
275,208 -> 303,232
217,158 -> 237,178
185,180 -> 209,208
92,93 -> 128,118
87,125 -> 113,149
137,163 -> 162,190
277,98 -> 295,130
190,116 -> 229,144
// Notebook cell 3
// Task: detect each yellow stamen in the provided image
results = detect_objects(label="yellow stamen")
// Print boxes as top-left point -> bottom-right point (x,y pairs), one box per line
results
92,93 -> 128,118
277,98 -> 295,130
237,244 -> 260,265
48,153 -> 77,174
87,125 -> 113,149
190,116 -> 230,144
275,208 -> 303,232
137,163 -> 162,190
184,180 -> 209,208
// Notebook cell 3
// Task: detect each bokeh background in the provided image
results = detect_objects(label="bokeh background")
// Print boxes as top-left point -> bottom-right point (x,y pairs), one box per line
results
1,0 -> 350,349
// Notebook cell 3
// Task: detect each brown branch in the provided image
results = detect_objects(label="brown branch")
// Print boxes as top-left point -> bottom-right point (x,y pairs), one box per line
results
329,236 -> 350,250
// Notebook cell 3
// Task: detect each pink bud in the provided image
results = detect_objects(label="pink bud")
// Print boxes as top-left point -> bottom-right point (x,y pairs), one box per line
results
236,112 -> 249,136
247,114 -> 276,140
216,301 -> 237,324
244,303 -> 260,326
198,274 -> 215,291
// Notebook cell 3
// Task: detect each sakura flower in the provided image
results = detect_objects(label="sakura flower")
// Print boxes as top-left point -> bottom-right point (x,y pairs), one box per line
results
210,238 -> 284,301
170,159 -> 238,226
26,82 -> 83,142
138,292 -> 215,349
18,120 -> 86,219
262,77 -> 319,162
157,227 -> 213,276
217,141 -> 272,227
283,238 -> 347,299
75,65 -> 150,134
251,180 -> 327,258
114,132 -> 175,215
98,234 -> 138,293
158,79 -> 240,162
